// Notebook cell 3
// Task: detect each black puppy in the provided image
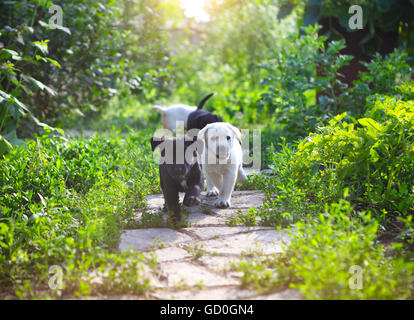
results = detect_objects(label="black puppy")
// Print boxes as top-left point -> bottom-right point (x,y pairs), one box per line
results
150,136 -> 203,224
187,93 -> 222,130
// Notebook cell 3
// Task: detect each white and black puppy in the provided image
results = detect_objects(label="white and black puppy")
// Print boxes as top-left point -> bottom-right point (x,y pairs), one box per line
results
152,104 -> 196,132
152,94 -> 216,132
197,122 -> 247,208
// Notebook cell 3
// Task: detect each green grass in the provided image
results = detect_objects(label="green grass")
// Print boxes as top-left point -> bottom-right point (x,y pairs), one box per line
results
236,199 -> 414,299
0,127 -> 160,298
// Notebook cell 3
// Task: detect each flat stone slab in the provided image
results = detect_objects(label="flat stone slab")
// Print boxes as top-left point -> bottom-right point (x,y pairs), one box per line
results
140,191 -> 266,227
152,286 -> 258,300
148,247 -> 192,263
159,262 -> 239,288
135,208 -> 252,227
184,226 -> 275,241
199,230 -> 291,256
146,191 -> 265,211
146,194 -> 165,210
115,188 -> 301,300
133,208 -> 248,227
186,210 -> 240,226
197,255 -> 240,273
119,228 -> 193,252
248,289 -> 303,300
201,191 -> 265,209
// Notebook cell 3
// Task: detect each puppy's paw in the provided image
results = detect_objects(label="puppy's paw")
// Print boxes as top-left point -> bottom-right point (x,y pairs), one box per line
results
183,196 -> 200,207
206,188 -> 219,197
214,198 -> 231,209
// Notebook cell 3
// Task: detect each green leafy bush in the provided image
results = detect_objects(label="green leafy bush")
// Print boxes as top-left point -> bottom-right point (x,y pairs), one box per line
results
258,25 -> 353,147
238,199 -> 414,299
257,28 -> 412,154
0,24 -> 60,155
352,50 -> 413,107
0,0 -> 127,121
1,0 -> 173,152
292,94 -> 414,216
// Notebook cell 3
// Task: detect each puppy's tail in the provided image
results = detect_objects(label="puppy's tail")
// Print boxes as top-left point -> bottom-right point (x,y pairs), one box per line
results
152,105 -> 165,113
197,93 -> 215,110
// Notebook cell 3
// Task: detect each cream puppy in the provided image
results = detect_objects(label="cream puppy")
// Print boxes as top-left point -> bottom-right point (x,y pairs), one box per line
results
197,122 -> 247,208
152,104 -> 197,132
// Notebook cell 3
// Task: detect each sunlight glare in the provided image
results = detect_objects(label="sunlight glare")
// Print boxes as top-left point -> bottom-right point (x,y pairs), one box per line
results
180,0 -> 210,22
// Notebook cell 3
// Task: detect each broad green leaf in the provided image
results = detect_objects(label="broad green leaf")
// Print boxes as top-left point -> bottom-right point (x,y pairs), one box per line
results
32,40 -> 49,55
0,129 -> 24,156
35,54 -> 47,62
46,57 -> 61,68
11,96 -> 29,113
56,158 -> 61,170
358,118 -> 386,132
54,24 -> 71,35
1,48 -> 22,60
369,148 -> 379,162
0,90 -> 29,115
29,113 -> 53,130
26,76 -> 57,96
39,20 -> 71,35
3,129 -> 24,146
0,89 -> 11,102
0,134 -> 13,149
329,112 -> 347,125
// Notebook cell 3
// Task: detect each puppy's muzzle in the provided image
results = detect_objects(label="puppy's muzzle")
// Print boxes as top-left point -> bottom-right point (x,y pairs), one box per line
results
215,145 -> 230,160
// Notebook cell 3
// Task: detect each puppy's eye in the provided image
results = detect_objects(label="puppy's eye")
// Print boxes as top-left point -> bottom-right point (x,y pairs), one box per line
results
226,136 -> 231,141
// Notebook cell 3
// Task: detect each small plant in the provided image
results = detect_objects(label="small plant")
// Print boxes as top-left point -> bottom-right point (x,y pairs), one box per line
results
131,209 -> 167,229
184,243 -> 207,260
237,256 -> 279,294
151,238 -> 167,250
227,208 -> 260,227
196,280 -> 205,290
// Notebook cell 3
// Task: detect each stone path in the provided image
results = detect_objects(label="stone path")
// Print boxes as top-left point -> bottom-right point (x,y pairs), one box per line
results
118,181 -> 302,300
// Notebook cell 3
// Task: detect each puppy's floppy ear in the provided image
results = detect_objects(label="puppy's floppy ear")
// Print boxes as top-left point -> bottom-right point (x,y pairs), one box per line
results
197,124 -> 211,150
197,124 -> 210,143
226,123 -> 242,143
150,137 -> 164,151
193,138 -> 204,155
